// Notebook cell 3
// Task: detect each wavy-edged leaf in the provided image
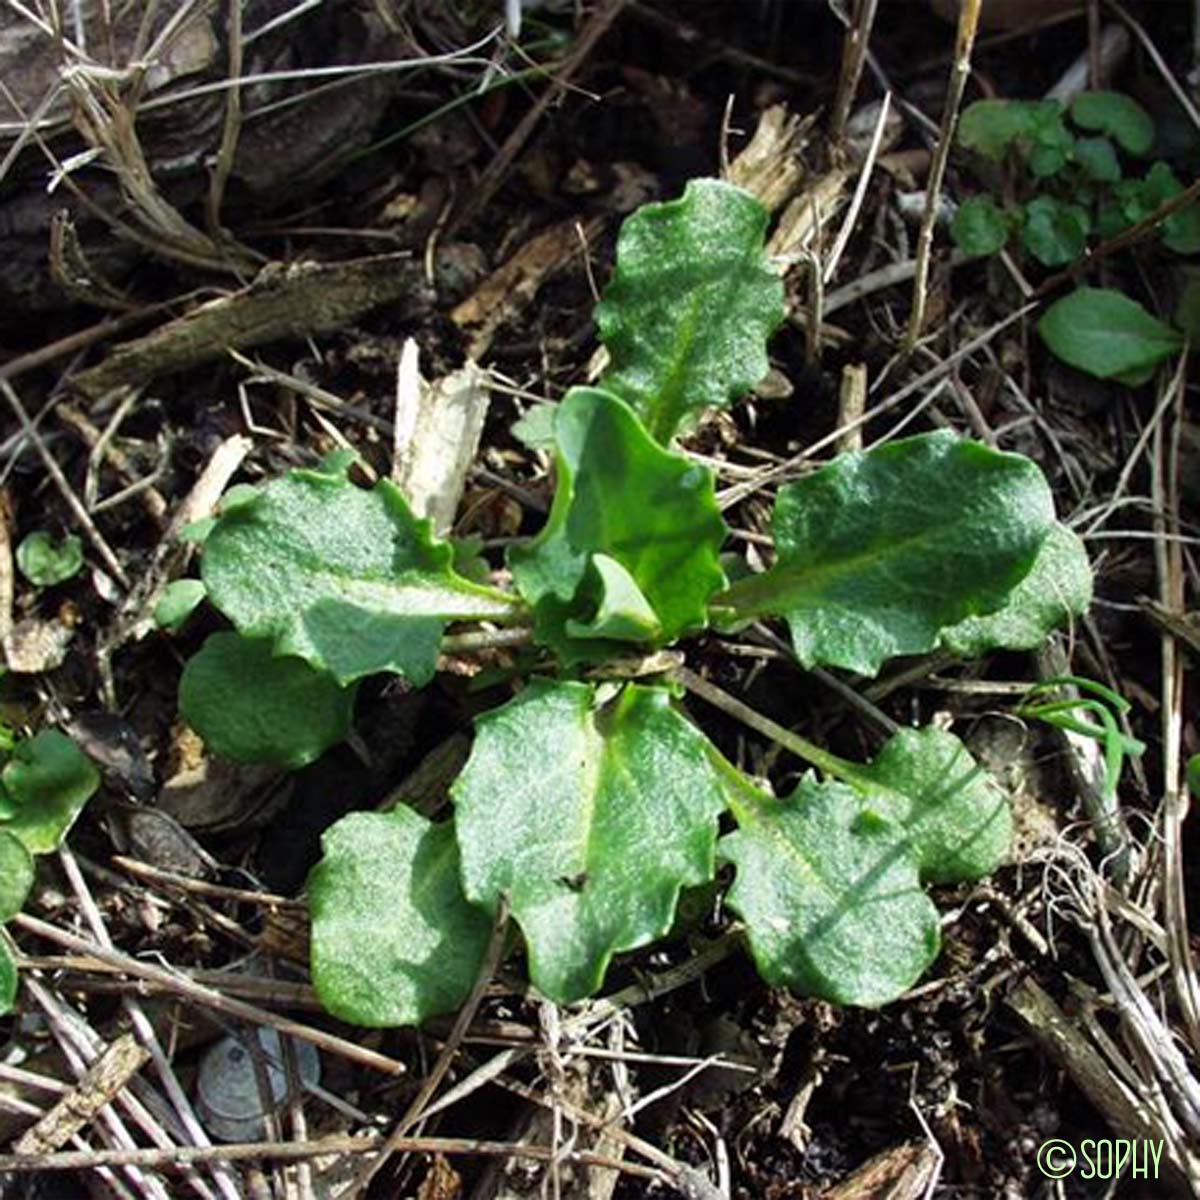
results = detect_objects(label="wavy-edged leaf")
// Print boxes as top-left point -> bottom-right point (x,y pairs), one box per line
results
596,178 -> 785,444
0,938 -> 15,1014
180,633 -> 356,769
854,726 -> 1012,882
509,388 -> 726,666
308,806 -> 490,1027
721,773 -> 939,1007
0,830 -> 33,921
202,462 -> 517,687
941,523 -> 1091,657
716,431 -> 1055,676
0,731 -> 99,855
1038,287 -> 1183,381
452,679 -> 726,1003
721,725 -> 1009,1006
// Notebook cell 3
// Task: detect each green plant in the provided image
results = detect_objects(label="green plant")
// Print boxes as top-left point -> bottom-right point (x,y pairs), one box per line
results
15,531 -> 83,587
952,92 -> 1197,382
0,729 -> 99,1012
176,179 -> 1093,1025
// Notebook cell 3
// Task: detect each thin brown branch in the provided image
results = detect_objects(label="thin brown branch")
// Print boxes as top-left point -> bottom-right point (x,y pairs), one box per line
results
829,0 -> 881,143
904,0 -> 982,351
0,1133 -> 668,1181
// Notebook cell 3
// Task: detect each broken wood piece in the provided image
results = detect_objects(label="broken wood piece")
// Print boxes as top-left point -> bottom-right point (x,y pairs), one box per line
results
767,170 -> 849,262
13,1032 -> 149,1156
821,1140 -> 939,1199
71,254 -> 433,399
725,105 -> 811,216
451,218 -> 603,361
392,341 -> 490,537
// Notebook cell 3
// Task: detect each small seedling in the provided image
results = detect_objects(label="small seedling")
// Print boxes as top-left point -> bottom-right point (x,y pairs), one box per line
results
952,92 -> 1197,382
171,179 -> 1093,1025
1017,675 -> 1145,801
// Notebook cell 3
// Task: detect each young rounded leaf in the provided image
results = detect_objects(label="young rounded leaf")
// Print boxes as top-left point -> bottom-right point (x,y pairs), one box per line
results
452,679 -> 727,1004
721,774 -> 940,1007
180,633 -> 356,769
951,195 -> 1010,258
1037,287 -> 1183,381
941,522 -> 1091,657
0,830 -> 34,921
1073,136 -> 1121,183
309,807 -> 490,1027
509,387 -> 726,666
154,579 -> 207,632
1020,196 -> 1089,267
957,99 -> 1032,160
202,463 -> 516,687
1071,91 -> 1154,157
596,178 -> 785,443
716,431 -> 1055,676
16,531 -> 83,587
0,731 -> 99,854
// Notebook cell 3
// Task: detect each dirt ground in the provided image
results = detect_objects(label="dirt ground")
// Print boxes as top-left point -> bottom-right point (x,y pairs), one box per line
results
0,2 -> 1199,1198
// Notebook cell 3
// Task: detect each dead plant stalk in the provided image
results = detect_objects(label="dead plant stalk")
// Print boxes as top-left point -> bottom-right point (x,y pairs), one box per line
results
904,0 -> 982,351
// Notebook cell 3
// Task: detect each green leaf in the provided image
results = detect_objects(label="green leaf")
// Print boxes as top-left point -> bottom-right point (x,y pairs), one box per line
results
201,463 -> 516,687
958,100 -> 1072,176
1071,91 -> 1154,157
0,731 -> 99,855
958,99 -> 1033,159
716,431 -> 1055,676
452,679 -> 727,1003
0,830 -> 34,921
720,773 -> 939,1007
1020,195 -> 1089,266
721,725 -> 1009,1006
509,388 -> 726,666
308,806 -> 491,1027
1175,275 -> 1200,340
565,554 -> 662,642
15,531 -> 83,587
1073,136 -> 1121,183
154,579 -> 207,632
854,726 -> 1013,882
1038,287 -> 1183,380
0,938 -> 15,1015
180,633 -> 356,769
951,195 -> 1010,258
940,523 -> 1091,656
595,178 -> 785,444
